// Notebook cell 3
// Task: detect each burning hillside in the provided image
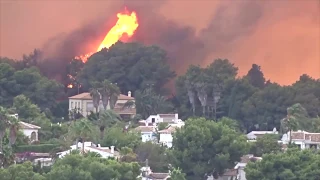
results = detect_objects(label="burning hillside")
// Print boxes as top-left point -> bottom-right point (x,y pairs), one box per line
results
75,8 -> 139,62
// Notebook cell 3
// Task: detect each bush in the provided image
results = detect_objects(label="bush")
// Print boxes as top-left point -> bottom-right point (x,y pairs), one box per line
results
15,144 -> 61,153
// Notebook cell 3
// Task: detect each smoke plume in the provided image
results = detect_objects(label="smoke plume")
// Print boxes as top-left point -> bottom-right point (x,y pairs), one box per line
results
0,0 -> 319,85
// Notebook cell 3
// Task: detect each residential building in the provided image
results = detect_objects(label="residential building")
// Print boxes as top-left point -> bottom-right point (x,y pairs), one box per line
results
135,126 -> 157,142
57,142 -> 120,159
208,169 -> 238,180
281,130 -> 320,149
234,155 -> 262,180
19,121 -> 41,142
158,125 -> 180,148
246,128 -> 278,140
68,91 -> 136,118
33,158 -> 54,168
9,114 -> 41,142
145,114 -> 183,126
140,166 -> 170,180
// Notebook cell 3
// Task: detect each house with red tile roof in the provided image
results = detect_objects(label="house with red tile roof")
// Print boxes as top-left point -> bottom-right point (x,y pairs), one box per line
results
68,91 -> 136,117
281,130 -> 320,149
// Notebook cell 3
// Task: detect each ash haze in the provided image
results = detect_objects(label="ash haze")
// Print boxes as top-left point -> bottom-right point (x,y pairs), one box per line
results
0,0 -> 319,85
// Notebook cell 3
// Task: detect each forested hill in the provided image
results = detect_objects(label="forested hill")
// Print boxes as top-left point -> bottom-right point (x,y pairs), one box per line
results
1,42 -> 319,132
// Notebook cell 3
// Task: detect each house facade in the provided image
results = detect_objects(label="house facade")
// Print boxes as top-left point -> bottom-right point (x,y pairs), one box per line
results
145,114 -> 183,125
135,126 -> 157,142
19,121 -> 41,142
246,128 -> 278,140
9,114 -> 41,142
158,126 -> 180,148
281,130 -> 320,149
68,92 -> 136,117
58,142 -> 120,159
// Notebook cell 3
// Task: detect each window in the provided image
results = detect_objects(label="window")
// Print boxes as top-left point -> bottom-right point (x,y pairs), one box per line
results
310,144 -> 317,149
152,118 -> 155,123
71,102 -> 73,109
86,102 -> 94,112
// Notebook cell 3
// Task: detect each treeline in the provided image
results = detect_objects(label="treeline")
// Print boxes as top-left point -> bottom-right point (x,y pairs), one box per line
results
1,42 -> 319,132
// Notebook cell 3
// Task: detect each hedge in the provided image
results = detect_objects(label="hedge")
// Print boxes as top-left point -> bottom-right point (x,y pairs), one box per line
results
15,144 -> 61,153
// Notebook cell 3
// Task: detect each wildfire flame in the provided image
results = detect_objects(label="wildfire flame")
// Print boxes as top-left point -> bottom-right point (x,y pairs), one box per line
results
97,10 -> 139,51
75,8 -> 139,62
67,84 -> 73,88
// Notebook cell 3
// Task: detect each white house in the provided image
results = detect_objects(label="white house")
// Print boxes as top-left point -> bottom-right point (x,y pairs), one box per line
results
9,114 -> 41,142
19,121 -> 41,142
33,158 -> 54,168
158,126 -> 180,148
281,130 -> 320,149
140,166 -> 170,180
145,114 -> 183,126
246,128 -> 278,140
135,126 -> 157,142
68,91 -> 136,117
233,155 -> 262,180
57,142 -> 120,159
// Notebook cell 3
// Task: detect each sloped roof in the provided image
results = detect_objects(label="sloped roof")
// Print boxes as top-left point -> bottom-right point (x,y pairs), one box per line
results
135,126 -> 155,133
158,126 -> 177,134
223,169 -> 238,176
147,173 -> 170,179
69,92 -> 134,100
19,121 -> 41,129
88,147 -> 120,156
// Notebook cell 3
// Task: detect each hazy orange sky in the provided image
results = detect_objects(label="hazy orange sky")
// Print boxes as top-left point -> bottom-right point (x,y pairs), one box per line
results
0,0 -> 319,85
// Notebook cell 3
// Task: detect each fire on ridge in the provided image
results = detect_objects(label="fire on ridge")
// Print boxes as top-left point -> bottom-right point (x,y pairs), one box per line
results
74,8 -> 139,62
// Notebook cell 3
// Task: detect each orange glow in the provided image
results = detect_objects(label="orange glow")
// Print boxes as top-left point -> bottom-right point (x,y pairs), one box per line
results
67,84 -> 73,88
75,9 -> 139,62
75,52 -> 93,62
97,9 -> 139,51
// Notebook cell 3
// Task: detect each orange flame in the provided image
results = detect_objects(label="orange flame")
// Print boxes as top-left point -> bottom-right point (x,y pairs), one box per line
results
75,9 -> 139,62
97,10 -> 139,51
67,84 -> 73,88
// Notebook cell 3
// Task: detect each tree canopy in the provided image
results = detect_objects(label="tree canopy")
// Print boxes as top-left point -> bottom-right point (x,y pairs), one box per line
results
170,117 -> 249,179
245,148 -> 320,180
78,42 -> 176,94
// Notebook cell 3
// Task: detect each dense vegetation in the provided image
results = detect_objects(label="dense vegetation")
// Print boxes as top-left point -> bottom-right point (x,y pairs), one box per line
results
0,41 -> 319,179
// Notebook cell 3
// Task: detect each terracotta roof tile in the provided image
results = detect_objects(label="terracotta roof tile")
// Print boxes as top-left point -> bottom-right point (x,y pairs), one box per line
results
135,126 -> 155,133
147,173 -> 170,179
223,169 -> 237,176
291,131 -> 320,142
69,92 -> 134,100
19,121 -> 41,129
158,126 -> 177,134
291,132 -> 304,140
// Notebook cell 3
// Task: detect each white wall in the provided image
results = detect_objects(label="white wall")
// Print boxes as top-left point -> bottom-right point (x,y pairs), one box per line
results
141,132 -> 154,142
69,99 -> 135,117
159,134 -> 173,148
21,129 -> 38,141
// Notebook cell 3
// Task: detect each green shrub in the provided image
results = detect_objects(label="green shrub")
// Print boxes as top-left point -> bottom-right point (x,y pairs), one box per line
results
15,144 -> 61,153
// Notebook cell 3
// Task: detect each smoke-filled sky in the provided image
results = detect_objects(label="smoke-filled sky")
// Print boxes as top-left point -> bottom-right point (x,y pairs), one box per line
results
0,0 -> 319,85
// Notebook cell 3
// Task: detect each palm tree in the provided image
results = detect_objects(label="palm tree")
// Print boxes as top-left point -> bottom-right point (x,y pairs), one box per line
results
281,104 -> 301,144
8,116 -> 20,147
109,83 -> 120,110
122,88 -> 172,118
0,107 -> 9,154
195,82 -> 208,117
68,119 -> 93,154
96,110 -> 121,140
99,80 -> 112,110
185,80 -> 196,116
90,82 -> 101,113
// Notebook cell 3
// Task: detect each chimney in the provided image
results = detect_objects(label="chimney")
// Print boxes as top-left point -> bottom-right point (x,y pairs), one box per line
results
111,146 -> 114,154
128,91 -> 131,97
